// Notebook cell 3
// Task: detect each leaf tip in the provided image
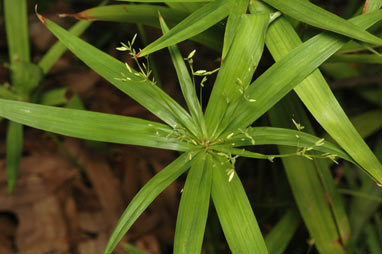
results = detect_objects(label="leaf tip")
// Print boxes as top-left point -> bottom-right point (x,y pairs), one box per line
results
362,0 -> 369,14
58,10 -> 97,21
377,181 -> 382,187
157,10 -> 163,20
35,5 -> 46,25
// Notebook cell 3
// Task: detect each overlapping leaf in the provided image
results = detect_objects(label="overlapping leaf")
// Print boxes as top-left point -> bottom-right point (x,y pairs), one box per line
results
0,99 -> 191,151
263,0 -> 382,45
205,13 -> 270,137
60,4 -> 222,50
219,8 -> 382,183
40,16 -> 200,137
174,153 -> 212,254
104,153 -> 193,254
211,154 -> 268,254
137,0 -> 230,57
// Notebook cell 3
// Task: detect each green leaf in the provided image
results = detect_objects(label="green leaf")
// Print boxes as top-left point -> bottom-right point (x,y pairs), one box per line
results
60,4 -> 223,50
348,139 -> 382,246
365,0 -> 382,13
4,0 -> 30,65
222,0 -> 249,59
268,93 -> 350,253
211,126 -> 353,162
211,154 -> 268,254
174,153 -> 212,254
0,85 -> 24,101
40,88 -> 70,106
6,121 -> 23,193
10,61 -> 43,96
205,13 -> 270,138
0,99 -> 192,151
104,153 -> 193,254
350,110 -> 382,138
265,208 -> 300,254
159,14 -> 206,137
328,53 -> 382,64
222,8 -> 382,183
137,0 -> 230,57
38,20 -> 93,74
41,17 -> 199,137
263,0 -> 382,46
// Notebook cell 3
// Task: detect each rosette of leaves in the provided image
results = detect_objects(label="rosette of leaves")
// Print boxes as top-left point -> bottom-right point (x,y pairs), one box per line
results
1,0 -> 382,254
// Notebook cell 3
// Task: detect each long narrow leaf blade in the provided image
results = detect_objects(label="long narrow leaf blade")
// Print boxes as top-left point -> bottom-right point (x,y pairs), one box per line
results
39,16 -> 198,136
104,153 -> 193,254
205,13 -> 269,138
60,4 -> 223,50
222,0 -> 249,58
174,153 -> 212,254
222,8 -> 382,183
265,208 -> 300,254
212,126 -> 352,162
259,5 -> 382,185
365,0 -> 382,13
137,0 -> 230,57
159,14 -> 206,137
6,122 -> 23,193
211,154 -> 268,254
0,99 -> 191,151
38,20 -> 92,74
269,94 -> 350,253
263,0 -> 382,46
4,0 -> 30,64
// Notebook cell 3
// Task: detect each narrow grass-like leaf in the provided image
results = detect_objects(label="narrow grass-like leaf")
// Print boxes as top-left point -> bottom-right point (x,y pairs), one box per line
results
205,13 -> 269,138
38,20 -> 92,74
223,7 -> 382,183
40,88 -> 70,106
265,208 -> 300,254
365,0 -> 382,13
166,2 -> 204,12
222,0 -> 249,59
137,0 -> 230,57
348,139 -> 382,247
211,154 -> 268,254
0,86 -> 24,101
350,110 -> 382,138
62,4 -> 223,50
4,0 -> 30,65
159,14 -> 206,137
40,17 -> 199,137
269,94 -> 351,253
174,153 -> 212,254
263,0 -> 382,46
6,122 -> 23,193
212,127 -> 352,162
0,99 -> 192,151
38,0 -> 108,74
104,153 -> 193,254
328,53 -> 382,64
223,9 -> 382,132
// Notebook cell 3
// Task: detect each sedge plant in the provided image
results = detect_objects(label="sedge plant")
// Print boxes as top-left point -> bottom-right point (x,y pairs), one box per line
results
1,0 -> 103,193
0,0 -> 382,253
